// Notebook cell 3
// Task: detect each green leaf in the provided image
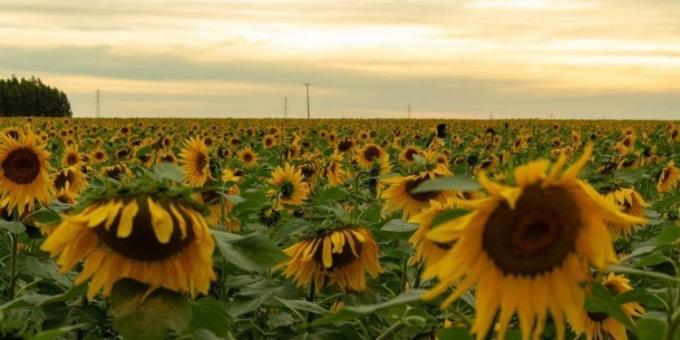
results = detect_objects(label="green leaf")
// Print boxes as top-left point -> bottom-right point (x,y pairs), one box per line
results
275,298 -> 328,316
411,176 -> 481,193
381,219 -> 418,233
135,145 -> 153,157
188,297 -> 231,337
614,289 -> 667,310
615,169 -> 645,185
315,186 -> 350,205
0,284 -> 87,312
634,252 -> 669,267
585,283 -> 637,333
27,208 -> 62,225
436,327 -> 472,340
431,209 -> 468,228
608,264 -> 680,284
311,289 -> 425,327
224,194 -> 244,205
213,231 -> 287,272
637,316 -> 669,340
109,280 -> 192,340
657,226 -> 680,246
153,162 -> 184,182
0,219 -> 26,233
30,324 -> 88,340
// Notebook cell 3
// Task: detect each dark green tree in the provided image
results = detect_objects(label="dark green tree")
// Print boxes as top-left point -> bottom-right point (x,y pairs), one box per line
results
0,76 -> 72,117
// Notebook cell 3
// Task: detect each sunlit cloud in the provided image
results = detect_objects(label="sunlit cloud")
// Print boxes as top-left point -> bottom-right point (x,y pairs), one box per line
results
1,0 -> 679,119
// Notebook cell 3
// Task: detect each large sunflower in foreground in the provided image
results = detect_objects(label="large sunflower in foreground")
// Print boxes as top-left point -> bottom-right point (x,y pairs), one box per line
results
42,192 -> 215,300
381,163 -> 452,219
179,137 -> 211,187
0,128 -> 52,214
585,274 -> 644,340
421,146 -> 646,340
268,163 -> 309,206
280,227 -> 382,293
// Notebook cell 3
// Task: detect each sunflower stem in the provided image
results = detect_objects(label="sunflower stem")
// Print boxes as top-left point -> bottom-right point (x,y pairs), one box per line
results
306,281 -> 316,323
7,232 -> 18,300
376,320 -> 404,340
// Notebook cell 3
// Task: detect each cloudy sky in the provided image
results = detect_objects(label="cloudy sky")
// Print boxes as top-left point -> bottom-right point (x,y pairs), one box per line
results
1,0 -> 679,119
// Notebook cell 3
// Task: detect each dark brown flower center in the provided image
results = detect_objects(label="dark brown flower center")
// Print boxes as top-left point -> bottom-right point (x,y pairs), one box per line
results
482,184 -> 580,276
2,148 -> 41,184
66,153 -> 79,165
363,146 -> 381,162
587,312 -> 610,322
196,152 -> 208,171
93,198 -> 195,261
243,153 -> 253,163
404,148 -> 417,161
337,139 -> 353,152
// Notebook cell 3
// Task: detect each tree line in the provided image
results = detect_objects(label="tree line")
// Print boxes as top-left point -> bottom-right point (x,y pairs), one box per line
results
0,76 -> 72,117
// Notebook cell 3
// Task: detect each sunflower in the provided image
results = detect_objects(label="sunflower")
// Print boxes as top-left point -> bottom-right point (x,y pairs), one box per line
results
408,198 -> 458,269
0,128 -> 52,214
280,227 -> 382,293
399,145 -> 421,165
157,151 -> 177,164
53,167 -> 87,194
325,152 -> 348,187
91,148 -> 108,164
604,188 -> 647,238
62,145 -> 82,167
263,135 -> 278,149
356,143 -> 387,169
336,138 -> 354,154
268,163 -> 309,206
100,164 -> 131,181
237,146 -> 258,168
585,274 -> 644,340
381,163 -> 452,219
179,137 -> 211,187
421,146 -> 646,340
41,194 -> 216,299
657,161 -> 680,193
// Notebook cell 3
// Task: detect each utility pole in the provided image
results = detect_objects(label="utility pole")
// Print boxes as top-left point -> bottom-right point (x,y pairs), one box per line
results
408,104 -> 412,119
96,89 -> 101,118
284,97 -> 288,118
303,83 -> 311,119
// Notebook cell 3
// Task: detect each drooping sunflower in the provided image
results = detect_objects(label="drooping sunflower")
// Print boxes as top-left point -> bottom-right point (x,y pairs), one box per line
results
237,146 -> 258,168
408,198 -> 458,269
268,163 -> 309,206
179,137 -> 211,187
41,192 -> 216,299
0,128 -> 52,214
604,188 -> 647,238
280,227 -> 382,293
53,167 -> 87,194
585,274 -> 644,340
356,143 -> 387,169
325,152 -> 348,187
657,161 -> 680,193
100,164 -> 131,181
381,163 -> 452,219
422,146 -> 646,340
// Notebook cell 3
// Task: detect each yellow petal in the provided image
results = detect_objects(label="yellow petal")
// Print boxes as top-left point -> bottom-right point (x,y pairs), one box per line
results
561,144 -> 593,182
322,237 -> 333,268
116,200 -> 139,238
147,197 -> 174,244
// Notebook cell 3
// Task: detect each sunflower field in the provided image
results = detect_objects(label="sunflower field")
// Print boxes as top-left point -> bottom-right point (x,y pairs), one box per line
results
0,117 -> 679,340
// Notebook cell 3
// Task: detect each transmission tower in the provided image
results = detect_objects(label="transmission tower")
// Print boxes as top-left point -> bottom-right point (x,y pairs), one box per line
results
96,89 -> 101,118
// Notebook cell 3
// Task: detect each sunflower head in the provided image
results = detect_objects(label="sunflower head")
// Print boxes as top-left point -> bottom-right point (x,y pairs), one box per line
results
237,146 -> 258,168
179,137 -> 211,187
604,187 -> 647,238
356,143 -> 386,168
268,163 -> 310,206
422,146 -> 646,340
0,127 -> 52,214
41,180 -> 215,300
280,227 -> 382,293
585,273 -> 644,340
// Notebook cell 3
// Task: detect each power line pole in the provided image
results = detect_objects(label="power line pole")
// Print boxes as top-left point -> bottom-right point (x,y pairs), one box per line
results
303,83 -> 311,119
96,89 -> 101,118
408,104 -> 412,119
284,97 -> 288,118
